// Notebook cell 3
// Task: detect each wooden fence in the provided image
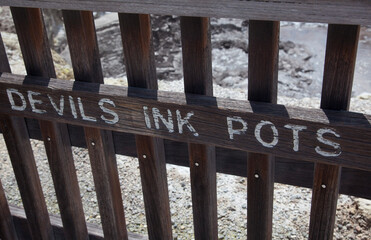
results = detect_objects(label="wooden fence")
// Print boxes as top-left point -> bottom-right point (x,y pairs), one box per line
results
0,0 -> 370,239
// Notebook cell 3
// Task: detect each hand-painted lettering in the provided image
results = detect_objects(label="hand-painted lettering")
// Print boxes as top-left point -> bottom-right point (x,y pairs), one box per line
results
315,128 -> 342,157
27,91 -> 46,114
143,106 -> 152,129
77,97 -> 96,122
48,94 -> 64,116
99,98 -> 119,124
7,88 -> 26,111
69,96 -> 78,119
284,124 -> 307,152
152,107 -> 174,133
227,116 -> 248,140
176,110 -> 199,137
255,120 -> 278,148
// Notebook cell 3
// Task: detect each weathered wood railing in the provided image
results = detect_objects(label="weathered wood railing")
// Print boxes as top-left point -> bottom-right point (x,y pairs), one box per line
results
0,0 -> 370,239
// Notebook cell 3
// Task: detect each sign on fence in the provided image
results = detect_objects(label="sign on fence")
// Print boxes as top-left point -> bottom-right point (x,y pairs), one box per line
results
0,73 -> 370,170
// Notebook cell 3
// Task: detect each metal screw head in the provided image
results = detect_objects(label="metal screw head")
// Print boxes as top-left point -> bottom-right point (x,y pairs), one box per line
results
91,141 -> 95,146
47,137 -> 51,141
254,173 -> 259,179
321,184 -> 326,189
143,154 -> 147,159
195,162 -> 199,167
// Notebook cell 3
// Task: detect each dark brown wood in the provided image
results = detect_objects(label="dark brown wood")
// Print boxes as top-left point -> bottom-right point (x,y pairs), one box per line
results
119,13 -> 157,89
5,121 -> 370,200
247,20 -> 279,240
84,128 -> 128,239
320,25 -> 360,111
39,120 -> 89,239
0,73 -> 370,171
0,38 -> 16,240
0,115 -> 54,240
2,0 -> 371,25
13,120 -> 371,199
9,205 -> 148,240
181,16 -> 217,239
181,17 -> 213,96
2,118 -> 369,199
309,24 -> 360,240
247,153 -> 275,239
0,178 -> 18,240
0,24 -> 53,240
11,7 -> 88,239
0,33 -> 10,73
119,13 -> 173,239
63,10 -> 128,239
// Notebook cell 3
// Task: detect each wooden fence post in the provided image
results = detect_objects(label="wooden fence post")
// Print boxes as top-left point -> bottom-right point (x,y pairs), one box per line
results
119,13 -> 173,240
181,16 -> 218,239
247,20 -> 279,240
62,10 -> 128,239
309,24 -> 360,240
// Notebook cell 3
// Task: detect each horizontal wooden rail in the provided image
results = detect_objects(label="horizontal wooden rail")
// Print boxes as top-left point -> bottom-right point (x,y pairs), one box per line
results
6,118 -> 370,200
1,0 -> 370,25
0,73 -> 370,171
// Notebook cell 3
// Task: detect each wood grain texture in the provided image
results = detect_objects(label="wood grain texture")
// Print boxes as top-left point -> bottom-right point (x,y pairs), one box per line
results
9,205 -> 148,240
119,13 -> 173,240
247,153 -> 275,239
0,26 -> 53,240
320,25 -> 360,111
15,119 -> 371,199
0,115 -> 54,240
11,7 -> 88,239
1,0 -> 371,25
247,20 -> 279,240
0,178 -> 18,240
119,13 -> 157,89
0,73 -> 370,171
85,128 -> 128,239
309,24 -> 360,240
181,16 -> 217,239
63,10 -> 128,239
0,33 -> 10,73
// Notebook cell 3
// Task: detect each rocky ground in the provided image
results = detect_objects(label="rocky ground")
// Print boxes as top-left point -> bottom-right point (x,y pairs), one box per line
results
0,7 -> 370,239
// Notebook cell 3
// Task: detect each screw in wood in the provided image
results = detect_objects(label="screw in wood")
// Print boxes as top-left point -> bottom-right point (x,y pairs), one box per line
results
195,162 -> 199,167
47,137 -> 51,141
254,173 -> 259,179
91,141 -> 95,146
321,184 -> 326,189
143,154 -> 147,159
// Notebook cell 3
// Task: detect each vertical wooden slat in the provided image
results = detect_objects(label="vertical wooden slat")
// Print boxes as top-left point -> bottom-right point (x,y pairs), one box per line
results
0,27 -> 53,240
62,10 -> 128,239
119,13 -> 173,240
0,178 -> 18,240
180,16 -> 217,239
11,7 -> 88,239
309,24 -> 360,240
0,32 -> 18,240
247,20 -> 279,240
0,115 -> 53,240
